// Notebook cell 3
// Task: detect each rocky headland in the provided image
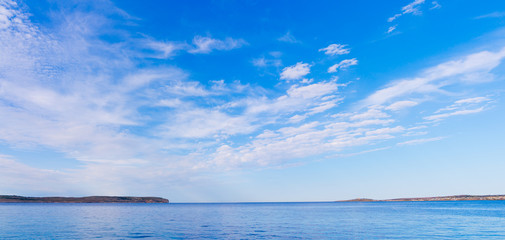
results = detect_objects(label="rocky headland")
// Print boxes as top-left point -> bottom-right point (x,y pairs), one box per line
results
0,195 -> 169,203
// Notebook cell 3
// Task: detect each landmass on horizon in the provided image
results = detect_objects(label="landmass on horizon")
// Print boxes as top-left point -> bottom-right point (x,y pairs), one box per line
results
0,195 -> 169,203
340,195 -> 505,202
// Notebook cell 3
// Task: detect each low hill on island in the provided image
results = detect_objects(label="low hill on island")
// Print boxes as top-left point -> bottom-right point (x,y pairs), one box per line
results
340,195 -> 505,202
0,195 -> 169,203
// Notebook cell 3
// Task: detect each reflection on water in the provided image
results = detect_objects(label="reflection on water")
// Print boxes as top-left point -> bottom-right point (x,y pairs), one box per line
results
1,201 -> 505,239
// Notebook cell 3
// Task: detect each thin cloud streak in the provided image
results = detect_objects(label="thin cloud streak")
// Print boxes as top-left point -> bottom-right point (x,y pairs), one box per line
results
328,58 -> 358,73
397,136 -> 445,146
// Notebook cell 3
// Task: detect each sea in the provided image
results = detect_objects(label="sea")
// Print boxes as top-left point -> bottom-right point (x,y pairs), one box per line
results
1,201 -> 505,239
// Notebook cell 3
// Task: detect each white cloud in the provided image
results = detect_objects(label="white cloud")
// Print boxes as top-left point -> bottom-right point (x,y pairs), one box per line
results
246,80 -> 340,116
386,100 -> 419,111
206,120 -> 381,168
402,0 -> 426,14
388,0 -> 426,22
188,36 -> 247,54
204,105 -> 410,168
328,58 -> 358,73
433,97 -> 489,114
363,47 -> 505,107
280,62 -> 311,80
153,79 -> 342,153
425,50 -> 505,79
319,44 -> 350,56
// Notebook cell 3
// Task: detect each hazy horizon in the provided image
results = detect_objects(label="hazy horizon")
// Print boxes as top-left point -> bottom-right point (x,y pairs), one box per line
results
1,0 -> 505,202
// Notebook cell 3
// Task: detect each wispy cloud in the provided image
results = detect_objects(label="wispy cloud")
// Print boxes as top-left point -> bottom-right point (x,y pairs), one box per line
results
245,80 -> 340,116
319,44 -> 350,56
397,136 -> 445,146
160,109 -> 257,139
363,47 -> 505,107
278,31 -> 300,43
386,0 -> 436,33
252,57 -> 282,67
386,100 -> 419,111
137,35 -> 246,58
454,97 -> 490,104
188,36 -> 247,54
388,0 -> 426,22
328,58 -> 358,73
430,1 -> 441,10
143,40 -> 187,59
205,114 -> 406,169
387,25 -> 397,34
425,107 -> 485,121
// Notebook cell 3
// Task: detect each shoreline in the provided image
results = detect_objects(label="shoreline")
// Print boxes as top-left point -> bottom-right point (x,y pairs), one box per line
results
338,194 -> 505,202
0,195 -> 169,203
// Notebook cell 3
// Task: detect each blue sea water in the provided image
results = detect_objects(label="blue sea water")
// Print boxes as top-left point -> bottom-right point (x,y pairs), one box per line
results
1,201 -> 505,239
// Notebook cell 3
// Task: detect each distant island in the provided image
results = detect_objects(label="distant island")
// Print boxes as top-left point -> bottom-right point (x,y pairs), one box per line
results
340,195 -> 505,202
0,195 -> 169,203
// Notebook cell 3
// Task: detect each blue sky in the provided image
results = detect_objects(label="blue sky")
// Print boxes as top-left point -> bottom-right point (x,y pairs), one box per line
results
1,0 -> 505,202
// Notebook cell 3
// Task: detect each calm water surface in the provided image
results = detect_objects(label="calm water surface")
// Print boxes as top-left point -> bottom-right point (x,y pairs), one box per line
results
1,201 -> 505,239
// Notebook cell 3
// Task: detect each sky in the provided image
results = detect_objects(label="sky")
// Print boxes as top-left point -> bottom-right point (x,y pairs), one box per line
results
1,0 -> 505,202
